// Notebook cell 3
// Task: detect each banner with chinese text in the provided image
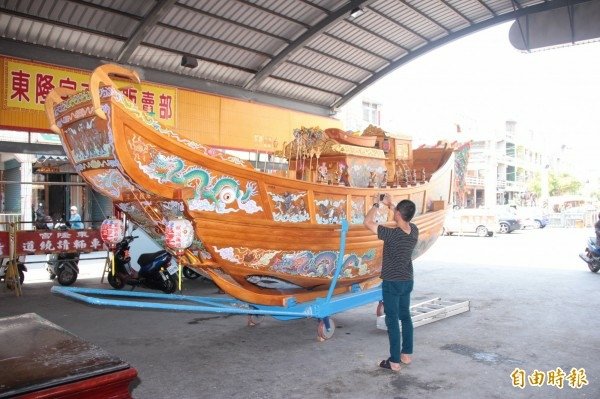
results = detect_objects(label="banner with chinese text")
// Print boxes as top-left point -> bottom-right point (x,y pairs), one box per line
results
2,56 -> 176,127
0,232 -> 9,258
15,229 -> 105,255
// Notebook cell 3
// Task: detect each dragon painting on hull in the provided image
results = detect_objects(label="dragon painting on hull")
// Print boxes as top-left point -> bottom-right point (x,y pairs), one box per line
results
45,64 -> 455,306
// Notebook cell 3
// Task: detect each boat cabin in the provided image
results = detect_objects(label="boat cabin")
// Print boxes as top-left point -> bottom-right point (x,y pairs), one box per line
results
284,124 -> 449,189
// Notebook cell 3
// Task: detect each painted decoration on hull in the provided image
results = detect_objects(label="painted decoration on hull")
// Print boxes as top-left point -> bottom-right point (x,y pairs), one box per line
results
111,88 -> 250,167
268,189 -> 310,223
127,134 -> 263,215
351,197 -> 366,224
313,194 -> 346,224
86,169 -> 135,198
58,103 -> 112,164
213,245 -> 377,279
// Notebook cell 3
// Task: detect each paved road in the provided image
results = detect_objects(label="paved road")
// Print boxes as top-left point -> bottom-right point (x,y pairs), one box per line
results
1,227 -> 598,399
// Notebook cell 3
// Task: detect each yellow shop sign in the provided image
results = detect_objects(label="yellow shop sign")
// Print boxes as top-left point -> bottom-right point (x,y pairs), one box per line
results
3,57 -> 176,126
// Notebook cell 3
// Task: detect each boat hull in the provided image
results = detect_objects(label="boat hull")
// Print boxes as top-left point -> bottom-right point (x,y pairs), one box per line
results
47,70 -> 454,306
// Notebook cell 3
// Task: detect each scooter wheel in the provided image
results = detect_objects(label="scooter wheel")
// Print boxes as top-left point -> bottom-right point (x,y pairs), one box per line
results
162,275 -> 177,294
183,267 -> 201,280
589,262 -> 600,273
107,273 -> 126,289
18,270 -> 24,286
57,266 -> 78,286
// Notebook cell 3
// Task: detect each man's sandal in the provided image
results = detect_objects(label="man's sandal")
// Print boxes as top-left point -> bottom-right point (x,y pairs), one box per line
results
379,359 -> 401,372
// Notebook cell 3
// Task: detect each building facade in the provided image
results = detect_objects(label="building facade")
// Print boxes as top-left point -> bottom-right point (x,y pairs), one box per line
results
461,120 -> 545,208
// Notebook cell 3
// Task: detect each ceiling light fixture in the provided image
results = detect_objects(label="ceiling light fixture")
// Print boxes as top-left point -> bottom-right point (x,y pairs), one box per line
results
349,7 -> 364,19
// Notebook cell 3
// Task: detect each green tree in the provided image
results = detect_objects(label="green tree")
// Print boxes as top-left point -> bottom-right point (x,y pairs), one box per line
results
528,172 -> 541,196
528,172 -> 582,196
549,172 -> 582,196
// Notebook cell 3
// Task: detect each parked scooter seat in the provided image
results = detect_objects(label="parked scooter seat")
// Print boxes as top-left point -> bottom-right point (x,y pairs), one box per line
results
138,250 -> 168,267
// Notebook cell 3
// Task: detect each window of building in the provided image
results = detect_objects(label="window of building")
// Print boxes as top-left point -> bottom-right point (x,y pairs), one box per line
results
362,101 -> 380,125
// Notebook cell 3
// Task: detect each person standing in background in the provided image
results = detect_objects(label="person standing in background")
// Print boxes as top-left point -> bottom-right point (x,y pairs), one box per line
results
68,206 -> 84,229
34,203 -> 46,229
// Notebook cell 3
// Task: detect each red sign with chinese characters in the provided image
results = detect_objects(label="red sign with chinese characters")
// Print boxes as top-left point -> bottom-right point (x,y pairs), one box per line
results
15,229 -> 105,255
0,232 -> 10,258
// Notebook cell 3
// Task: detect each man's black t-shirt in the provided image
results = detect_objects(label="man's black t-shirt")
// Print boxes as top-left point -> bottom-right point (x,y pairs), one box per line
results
377,223 -> 419,281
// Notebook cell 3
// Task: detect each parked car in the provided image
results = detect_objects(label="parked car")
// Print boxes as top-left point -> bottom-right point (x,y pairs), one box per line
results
519,208 -> 549,229
497,213 -> 522,233
443,208 -> 499,237
499,205 -> 549,229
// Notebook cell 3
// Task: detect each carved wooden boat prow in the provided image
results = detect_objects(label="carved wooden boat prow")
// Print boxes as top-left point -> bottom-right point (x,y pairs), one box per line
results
46,64 -> 455,307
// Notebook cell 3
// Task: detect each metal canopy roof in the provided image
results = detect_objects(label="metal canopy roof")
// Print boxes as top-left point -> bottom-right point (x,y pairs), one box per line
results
0,0 -> 592,116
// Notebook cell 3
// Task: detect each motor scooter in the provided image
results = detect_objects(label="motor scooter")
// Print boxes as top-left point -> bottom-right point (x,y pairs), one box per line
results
45,219 -> 80,286
107,234 -> 178,294
579,237 -> 600,273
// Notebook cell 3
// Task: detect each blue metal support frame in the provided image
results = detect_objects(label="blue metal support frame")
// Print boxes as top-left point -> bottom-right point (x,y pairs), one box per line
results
51,219 -> 382,322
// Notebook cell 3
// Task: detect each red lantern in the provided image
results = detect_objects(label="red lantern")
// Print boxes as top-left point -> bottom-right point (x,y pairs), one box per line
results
100,217 -> 124,248
164,218 -> 194,255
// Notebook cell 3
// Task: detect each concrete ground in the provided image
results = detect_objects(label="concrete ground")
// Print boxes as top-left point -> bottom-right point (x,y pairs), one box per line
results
1,227 -> 599,399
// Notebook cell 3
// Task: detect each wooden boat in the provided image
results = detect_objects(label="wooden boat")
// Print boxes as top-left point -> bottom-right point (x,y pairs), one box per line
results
45,65 -> 455,307
324,128 -> 377,148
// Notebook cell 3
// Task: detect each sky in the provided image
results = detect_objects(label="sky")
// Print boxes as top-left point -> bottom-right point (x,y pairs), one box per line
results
360,21 -> 600,177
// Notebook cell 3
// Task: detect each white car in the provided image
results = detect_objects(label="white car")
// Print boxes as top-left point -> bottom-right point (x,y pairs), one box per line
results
516,207 -> 550,229
443,208 -> 500,237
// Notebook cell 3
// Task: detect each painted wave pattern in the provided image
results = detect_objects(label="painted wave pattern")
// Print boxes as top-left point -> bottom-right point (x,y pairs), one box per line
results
129,135 -> 262,215
213,246 -> 377,279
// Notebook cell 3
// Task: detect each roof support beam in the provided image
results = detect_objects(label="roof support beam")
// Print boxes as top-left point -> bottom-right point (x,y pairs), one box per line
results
366,6 -> 429,44
332,0 -> 594,109
400,1 -> 450,34
321,32 -> 392,63
567,3 -> 576,44
440,1 -> 473,25
473,0 -> 497,17
304,46 -> 373,73
176,3 -> 291,43
142,43 -> 258,74
116,0 -> 179,64
0,9 -> 125,41
269,76 -> 344,97
286,61 -> 358,84
67,0 -> 142,20
344,19 -> 410,52
154,22 -> 273,59
237,0 -> 310,29
244,0 -> 378,91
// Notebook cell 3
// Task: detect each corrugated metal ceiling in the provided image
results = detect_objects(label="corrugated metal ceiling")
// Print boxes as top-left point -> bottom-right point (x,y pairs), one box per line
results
0,0 -> 591,115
